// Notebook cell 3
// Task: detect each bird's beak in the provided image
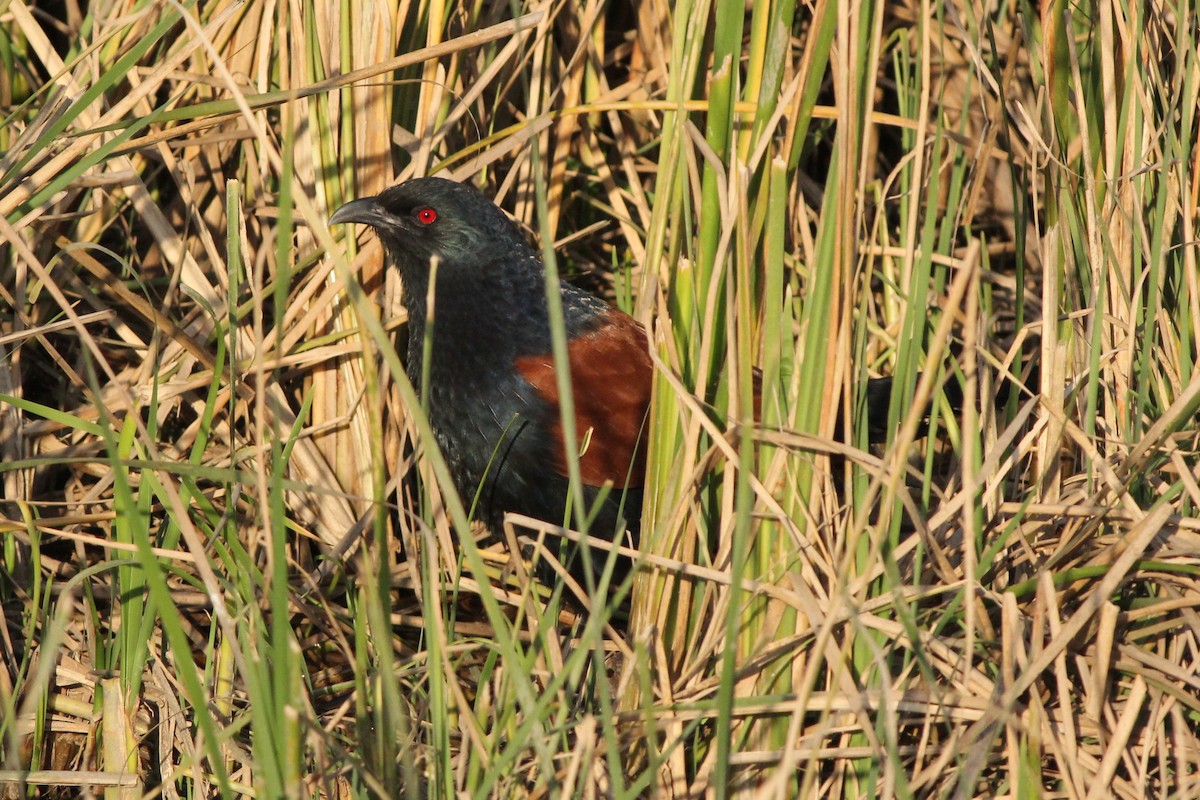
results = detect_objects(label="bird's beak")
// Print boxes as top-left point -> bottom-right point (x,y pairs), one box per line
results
329,197 -> 388,228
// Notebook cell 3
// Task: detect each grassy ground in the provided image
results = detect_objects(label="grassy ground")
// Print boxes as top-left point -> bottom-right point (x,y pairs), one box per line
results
2,0 -> 1199,797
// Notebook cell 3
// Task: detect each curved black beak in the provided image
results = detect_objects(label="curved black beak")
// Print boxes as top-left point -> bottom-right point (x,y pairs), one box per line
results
329,197 -> 388,228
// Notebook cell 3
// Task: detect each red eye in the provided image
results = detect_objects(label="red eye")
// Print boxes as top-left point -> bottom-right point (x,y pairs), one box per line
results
416,207 -> 438,225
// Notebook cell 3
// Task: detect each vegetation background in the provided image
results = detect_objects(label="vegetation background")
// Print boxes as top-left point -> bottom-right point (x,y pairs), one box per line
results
1,0 -> 1198,796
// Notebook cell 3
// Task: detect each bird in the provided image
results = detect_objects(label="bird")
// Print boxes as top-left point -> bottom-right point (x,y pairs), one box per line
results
330,177 -> 652,581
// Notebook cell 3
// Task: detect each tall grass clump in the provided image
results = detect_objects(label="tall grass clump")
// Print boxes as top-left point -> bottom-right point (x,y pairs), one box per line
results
1,0 -> 1199,797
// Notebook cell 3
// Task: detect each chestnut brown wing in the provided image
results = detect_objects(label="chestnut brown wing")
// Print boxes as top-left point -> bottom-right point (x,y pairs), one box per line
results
514,309 -> 652,489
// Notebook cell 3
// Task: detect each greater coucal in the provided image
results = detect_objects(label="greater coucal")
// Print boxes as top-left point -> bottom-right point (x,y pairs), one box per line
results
330,178 -> 651,554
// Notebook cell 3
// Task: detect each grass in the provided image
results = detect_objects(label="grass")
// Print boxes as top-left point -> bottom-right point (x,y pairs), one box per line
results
2,0 -> 1200,796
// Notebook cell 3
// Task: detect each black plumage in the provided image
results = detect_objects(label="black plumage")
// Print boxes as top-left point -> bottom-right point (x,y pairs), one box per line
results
330,178 -> 650,553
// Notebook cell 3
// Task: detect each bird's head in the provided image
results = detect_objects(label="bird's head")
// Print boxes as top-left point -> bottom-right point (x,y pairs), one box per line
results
329,177 -> 533,275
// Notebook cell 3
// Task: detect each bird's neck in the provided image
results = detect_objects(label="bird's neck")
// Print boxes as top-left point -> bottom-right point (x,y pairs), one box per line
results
399,256 -> 551,383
